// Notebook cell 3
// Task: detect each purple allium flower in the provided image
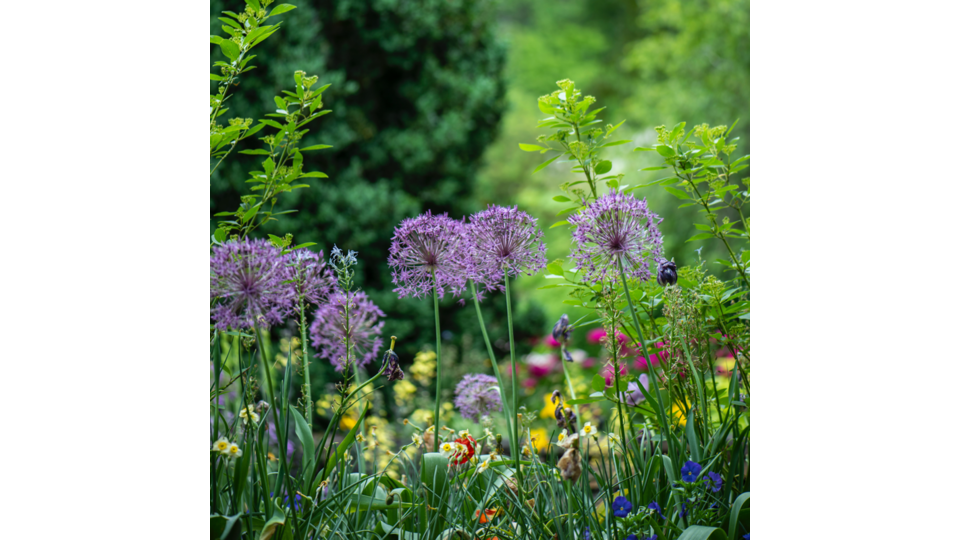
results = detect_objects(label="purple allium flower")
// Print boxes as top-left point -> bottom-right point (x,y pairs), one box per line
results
309,290 -> 385,372
467,205 -> 547,289
388,211 -> 472,299
648,501 -> 663,519
568,191 -> 663,284
289,249 -> 336,309
620,373 -> 650,407
612,495 -> 633,518
210,239 -> 295,330
704,471 -> 723,492
681,460 -> 702,483
453,373 -> 503,423
656,258 -> 678,286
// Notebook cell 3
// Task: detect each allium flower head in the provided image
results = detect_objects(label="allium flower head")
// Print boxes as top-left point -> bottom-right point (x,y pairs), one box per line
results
681,460 -> 703,482
388,211 -> 472,299
612,495 -> 633,518
454,373 -> 503,423
467,205 -> 547,288
568,191 -> 663,284
309,290 -> 385,372
210,239 -> 295,330
289,249 -> 336,308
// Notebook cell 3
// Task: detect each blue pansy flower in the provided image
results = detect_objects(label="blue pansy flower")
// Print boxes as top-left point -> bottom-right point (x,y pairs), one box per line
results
647,501 -> 663,519
743,535 -> 749,540
704,471 -> 723,492
626,535 -> 638,540
612,495 -> 633,518
584,526 -> 590,540
679,503 -> 688,518
644,536 -> 658,540
680,461 -> 702,483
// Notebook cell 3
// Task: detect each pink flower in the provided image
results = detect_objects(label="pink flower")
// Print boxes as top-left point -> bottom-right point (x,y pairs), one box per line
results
586,328 -> 606,344
632,342 -> 670,371
602,362 -> 628,387
545,335 -> 560,348
525,353 -> 559,378
523,378 -> 537,389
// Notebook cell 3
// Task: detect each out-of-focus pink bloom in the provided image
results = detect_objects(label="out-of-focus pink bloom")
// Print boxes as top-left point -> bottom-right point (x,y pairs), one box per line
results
582,357 -> 596,368
632,341 -> 670,371
602,362 -> 628,387
545,335 -> 560,348
586,328 -> 606,344
715,354 -> 736,377
523,378 -> 537,389
525,352 -> 559,378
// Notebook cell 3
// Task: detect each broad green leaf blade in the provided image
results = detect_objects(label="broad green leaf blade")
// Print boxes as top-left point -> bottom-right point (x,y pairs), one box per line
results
533,154 -> 560,173
677,525 -> 728,540
291,408 -> 315,478
727,491 -> 750,540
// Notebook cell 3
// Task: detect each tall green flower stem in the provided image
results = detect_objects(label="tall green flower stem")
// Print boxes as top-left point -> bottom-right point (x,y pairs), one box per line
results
431,268 -> 443,452
469,280 -> 517,463
353,362 -> 366,476
504,275 -> 522,478
298,297 -> 312,429
253,323 -> 299,539
559,357 -> 581,429
614,257 -> 651,484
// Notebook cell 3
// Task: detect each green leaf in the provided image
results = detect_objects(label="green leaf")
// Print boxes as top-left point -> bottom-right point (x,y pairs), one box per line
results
602,140 -> 632,147
591,374 -> 606,392
549,220 -> 569,229
663,186 -> 691,200
546,261 -> 564,276
219,40 -> 240,62
533,154 -> 560,173
244,0 -> 261,11
263,158 -> 275,177
214,228 -> 228,243
268,3 -> 297,18
291,242 -> 317,250
519,143 -> 546,152
421,453 -> 451,534
727,492 -> 750,540
552,195 -> 571,202
300,144 -> 332,151
300,171 -> 328,178
239,149 -> 271,155
686,233 -> 715,242
655,145 -> 676,158
314,402 -> 370,490
291,408 -> 315,475
640,166 -> 668,172
594,160 -> 612,175
260,119 -> 283,130
634,147 -> 655,152
241,205 -> 260,223
566,396 -> 604,405
677,526 -> 728,540
259,500 -> 287,540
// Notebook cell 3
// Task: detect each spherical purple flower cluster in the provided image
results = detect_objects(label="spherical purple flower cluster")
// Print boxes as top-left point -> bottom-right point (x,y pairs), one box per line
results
388,211 -> 472,299
453,373 -> 502,423
467,205 -> 547,290
568,191 -> 663,284
210,239 -> 295,331
309,290 -> 385,372
289,248 -> 337,309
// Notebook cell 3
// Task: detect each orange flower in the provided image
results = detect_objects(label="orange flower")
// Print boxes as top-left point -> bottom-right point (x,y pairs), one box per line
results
474,507 -> 498,524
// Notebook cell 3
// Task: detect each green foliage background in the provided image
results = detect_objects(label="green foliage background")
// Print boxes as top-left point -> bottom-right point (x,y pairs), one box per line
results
210,0 -> 748,402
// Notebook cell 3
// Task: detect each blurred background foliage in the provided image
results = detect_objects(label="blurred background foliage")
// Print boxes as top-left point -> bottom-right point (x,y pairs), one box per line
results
211,0 -> 748,421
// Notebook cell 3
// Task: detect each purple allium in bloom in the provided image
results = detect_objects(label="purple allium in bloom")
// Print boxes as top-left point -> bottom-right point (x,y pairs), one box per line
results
309,290 -> 384,372
388,211 -> 472,299
620,373 -> 650,407
453,373 -> 503,423
289,249 -> 337,309
648,501 -> 663,519
568,191 -> 663,284
210,239 -> 295,330
704,471 -> 723,493
681,460 -> 702,483
612,495 -> 633,518
467,205 -> 547,289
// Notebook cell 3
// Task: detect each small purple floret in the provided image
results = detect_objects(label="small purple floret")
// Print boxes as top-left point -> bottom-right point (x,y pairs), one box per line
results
568,191 -> 664,284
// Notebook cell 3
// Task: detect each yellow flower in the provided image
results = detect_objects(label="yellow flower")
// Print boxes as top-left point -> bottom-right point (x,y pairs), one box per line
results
227,443 -> 243,459
440,441 -> 456,457
212,437 -> 230,455
339,415 -> 358,431
393,380 -> 417,405
557,429 -> 568,444
239,405 -> 259,425
540,393 -> 557,419
477,459 -> 491,473
410,350 -> 437,384
671,403 -> 688,426
529,428 -> 548,452
580,422 -> 595,438
412,433 -> 423,446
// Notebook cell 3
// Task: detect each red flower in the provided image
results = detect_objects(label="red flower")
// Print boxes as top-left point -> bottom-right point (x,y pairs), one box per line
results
453,435 -> 476,465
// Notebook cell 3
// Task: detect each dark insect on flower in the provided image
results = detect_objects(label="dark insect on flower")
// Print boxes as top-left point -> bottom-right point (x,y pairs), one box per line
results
656,258 -> 678,287
382,347 -> 403,382
552,314 -> 571,344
